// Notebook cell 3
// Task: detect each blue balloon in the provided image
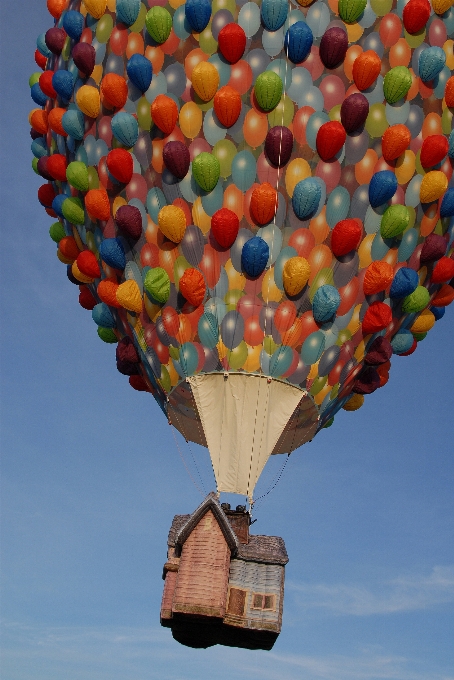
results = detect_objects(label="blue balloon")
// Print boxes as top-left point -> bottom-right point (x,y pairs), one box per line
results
369,171 -> 398,208
261,0 -> 289,31
111,111 -> 139,147
52,194 -> 66,218
431,306 -> 445,321
448,130 -> 454,159
284,21 -> 313,64
241,237 -> 270,277
92,303 -> 115,328
418,46 -> 446,83
127,54 -> 153,93
326,186 -> 350,227
100,239 -> 126,270
173,5 -> 191,39
398,228 -> 418,263
269,346 -> 294,377
318,345 -> 340,377
185,0 -> 212,33
390,267 -> 419,298
221,311 -> 244,349
301,331 -> 325,365
312,285 -> 341,324
36,33 -> 52,58
179,343 -> 199,377
292,177 -> 321,220
146,187 -> 167,223
231,150 -> 257,192
62,10 -> 84,40
116,0 -> 141,26
31,83 -> 48,106
52,70 -> 75,101
391,330 -> 414,354
440,188 -> 454,218
198,313 -> 219,349
62,109 -> 85,140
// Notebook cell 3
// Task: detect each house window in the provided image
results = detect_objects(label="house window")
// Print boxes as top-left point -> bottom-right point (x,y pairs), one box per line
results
227,587 -> 247,616
251,593 -> 276,611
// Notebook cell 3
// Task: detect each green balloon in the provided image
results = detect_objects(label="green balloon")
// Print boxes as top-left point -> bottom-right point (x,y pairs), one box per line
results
323,417 -> 334,429
224,289 -> 244,311
32,157 -> 39,174
160,365 -> 171,393
365,103 -> 388,138
87,166 -> 100,190
169,345 -> 179,361
383,67 -> 412,104
145,7 -> 172,44
413,331 -> 427,341
254,72 -> 283,113
137,96 -> 152,131
144,267 -> 170,303
212,139 -> 236,179
339,0 -> 367,22
29,72 -> 41,87
62,197 -> 85,225
98,327 -> 117,343
380,205 -> 410,238
309,375 -> 328,396
227,341 -> 248,370
268,94 -> 294,127
263,335 -> 279,355
96,14 -> 113,43
66,161 -> 89,192
49,221 -> 66,243
192,152 -> 221,192
402,286 -> 430,313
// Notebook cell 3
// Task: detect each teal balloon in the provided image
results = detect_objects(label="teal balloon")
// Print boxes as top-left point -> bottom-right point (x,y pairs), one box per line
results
261,0 -> 288,31
405,175 -> 422,208
204,297 -> 227,324
111,111 -> 139,147
116,0 -> 141,26
418,46 -> 446,83
92,303 -> 115,328
179,343 -> 199,377
326,186 -> 350,227
385,100 -> 410,125
146,187 -> 167,223
232,150 -> 257,191
173,5 -> 190,39
238,2 -> 261,38
398,228 -> 418,263
301,331 -> 325,364
203,109 -> 227,146
434,66 -> 451,99
198,312 -> 219,349
305,111 -> 329,151
287,66 -> 313,104
208,54 -> 232,87
266,59 -> 293,90
262,27 -> 285,58
269,346 -> 293,377
145,72 -> 167,103
62,109 -> 85,140
201,181 -> 224,216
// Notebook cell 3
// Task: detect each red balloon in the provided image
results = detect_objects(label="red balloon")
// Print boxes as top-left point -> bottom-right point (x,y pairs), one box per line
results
217,23 -> 246,64
106,149 -> 134,184
140,243 -> 159,268
288,228 -> 315,257
214,86 -> 242,128
274,301 -> 297,334
244,315 -> 263,346
419,135 -> 449,168
227,60 -> 253,96
211,208 -> 239,248
337,277 -> 360,316
199,244 -> 221,289
162,306 -> 180,337
331,219 -> 363,257
403,0 -> 430,34
316,121 -> 346,161
79,286 -> 97,310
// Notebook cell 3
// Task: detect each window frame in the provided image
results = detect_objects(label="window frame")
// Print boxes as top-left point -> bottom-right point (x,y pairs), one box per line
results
250,592 -> 276,612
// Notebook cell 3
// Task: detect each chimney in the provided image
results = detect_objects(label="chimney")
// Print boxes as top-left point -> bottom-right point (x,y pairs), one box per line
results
223,504 -> 250,544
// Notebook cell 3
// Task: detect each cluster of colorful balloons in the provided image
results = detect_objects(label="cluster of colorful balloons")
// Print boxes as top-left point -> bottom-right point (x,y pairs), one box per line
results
30,0 -> 453,441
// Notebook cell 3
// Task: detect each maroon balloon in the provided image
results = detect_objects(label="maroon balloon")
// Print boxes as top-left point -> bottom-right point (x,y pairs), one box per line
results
115,204 -> 143,240
72,42 -> 96,77
352,366 -> 380,394
37,156 -> 54,181
45,27 -> 66,55
30,128 -> 42,140
264,126 -> 293,167
116,337 -> 140,364
162,141 -> 190,179
364,336 -> 392,365
420,233 -> 447,263
340,93 -> 369,133
319,27 -> 348,69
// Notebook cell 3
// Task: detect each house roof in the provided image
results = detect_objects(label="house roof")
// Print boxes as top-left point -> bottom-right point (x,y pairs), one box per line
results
167,494 -> 288,566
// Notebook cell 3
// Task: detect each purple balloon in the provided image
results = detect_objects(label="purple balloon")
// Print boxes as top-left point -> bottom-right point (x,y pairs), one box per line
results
287,357 -> 310,385
162,141 -> 190,180
180,225 -> 205,266
221,310 -> 244,349
72,42 -> 96,77
319,27 -> 348,69
37,156 -> 54,180
45,27 -> 66,55
364,336 -> 392,365
420,233 -> 447,263
265,126 -> 293,167
115,205 -> 143,240
203,346 -> 222,372
352,366 -> 380,394
341,93 -> 369,133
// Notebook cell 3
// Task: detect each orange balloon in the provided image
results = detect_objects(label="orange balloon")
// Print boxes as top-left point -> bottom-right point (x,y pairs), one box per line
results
352,50 -> 382,90
184,48 -> 208,79
126,32 -> 144,58
101,73 -> 128,109
243,109 -> 268,148
47,0 -> 66,18
308,245 -> 332,283
151,94 -> 178,135
422,113 -> 442,139
161,29 -> 180,56
406,69 -> 419,100
420,203 -> 439,237
179,102 -> 203,139
344,45 -> 363,81
355,149 -> 378,185
309,207 -> 330,245
223,184 -> 244,220
48,108 -> 67,136
158,242 -> 179,282
145,45 -> 164,74
389,39 -> 411,68
152,138 -> 165,173
177,314 -> 194,344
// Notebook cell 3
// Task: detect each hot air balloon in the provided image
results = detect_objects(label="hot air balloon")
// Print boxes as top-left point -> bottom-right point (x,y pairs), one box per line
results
30,0 -> 453,653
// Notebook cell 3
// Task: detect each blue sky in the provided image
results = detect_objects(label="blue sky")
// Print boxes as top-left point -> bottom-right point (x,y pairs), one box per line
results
1,3 -> 453,679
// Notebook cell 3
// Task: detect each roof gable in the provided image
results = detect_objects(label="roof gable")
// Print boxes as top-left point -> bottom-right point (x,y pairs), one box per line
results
173,492 -> 240,555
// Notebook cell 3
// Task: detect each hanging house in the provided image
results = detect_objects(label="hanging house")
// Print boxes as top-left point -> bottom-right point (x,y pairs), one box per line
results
160,493 -> 288,650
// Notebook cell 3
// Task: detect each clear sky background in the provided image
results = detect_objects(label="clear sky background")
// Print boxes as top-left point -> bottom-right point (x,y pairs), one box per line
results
1,3 -> 453,679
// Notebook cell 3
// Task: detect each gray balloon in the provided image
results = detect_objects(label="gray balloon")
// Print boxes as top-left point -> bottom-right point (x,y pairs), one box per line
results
211,10 -> 234,39
288,358 -> 311,385
230,227 -> 254,272
407,105 -> 424,138
333,251 -> 359,288
180,225 -> 206,266
318,345 -> 340,377
345,129 -> 369,165
221,310 -> 245,349
203,346 -> 222,372
164,63 -> 187,98
104,53 -> 124,76
246,49 -> 271,80
361,32 -> 384,58
350,185 -> 370,221
134,132 -> 152,169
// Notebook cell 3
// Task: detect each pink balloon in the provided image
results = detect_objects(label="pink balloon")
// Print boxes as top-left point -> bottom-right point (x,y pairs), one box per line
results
237,294 -> 263,319
319,75 -> 345,111
391,185 -> 405,205
98,116 -> 112,146
301,46 -> 324,80
257,152 -> 279,186
189,138 -> 211,160
429,19 -> 447,47
315,159 -> 341,193
126,174 -> 148,202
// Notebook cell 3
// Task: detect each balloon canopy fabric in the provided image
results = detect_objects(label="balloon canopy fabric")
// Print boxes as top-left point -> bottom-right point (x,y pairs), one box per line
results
30,0 -> 454,501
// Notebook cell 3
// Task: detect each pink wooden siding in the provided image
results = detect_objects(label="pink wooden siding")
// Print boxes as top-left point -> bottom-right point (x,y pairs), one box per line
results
172,510 -> 230,617
161,570 -> 178,621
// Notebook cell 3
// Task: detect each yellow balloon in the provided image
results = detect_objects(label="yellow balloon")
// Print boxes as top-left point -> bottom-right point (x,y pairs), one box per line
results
343,394 -> 364,411
395,150 -> 416,185
347,305 -> 362,335
76,85 -> 100,118
179,102 -> 203,139
358,233 -> 374,268
225,258 -> 246,290
144,294 -> 161,322
354,340 -> 365,362
243,344 -> 261,371
192,197 -> 212,234
432,0 -> 453,14
191,62 -> 220,102
345,22 -> 364,42
443,40 -> 454,69
411,309 -> 435,333
116,280 -> 143,313
83,0 -> 107,19
262,268 -> 283,303
420,170 -> 448,203
71,261 -> 94,284
167,359 -> 180,387
283,257 -> 311,296
158,205 -> 187,242
314,383 -> 331,405
285,158 -> 311,197
307,361 -> 319,381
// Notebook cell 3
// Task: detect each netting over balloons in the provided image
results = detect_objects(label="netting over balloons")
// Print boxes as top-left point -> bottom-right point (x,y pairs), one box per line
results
30,0 -> 454,497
